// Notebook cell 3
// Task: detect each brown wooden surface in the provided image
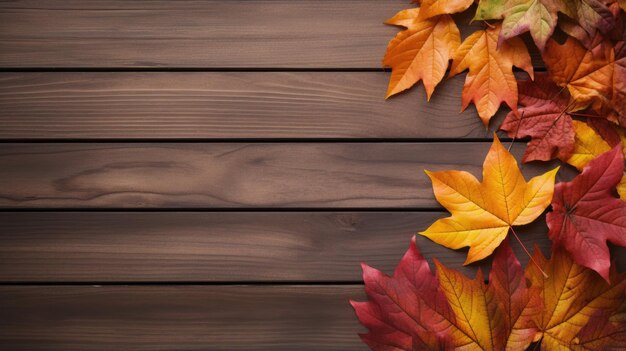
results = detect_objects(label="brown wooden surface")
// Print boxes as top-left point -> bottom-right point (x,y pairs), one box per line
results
0,211 -> 562,282
0,0 -> 542,68
0,72 -> 509,139
0,143 -> 567,208
0,285 -> 365,350
0,1 -> 604,350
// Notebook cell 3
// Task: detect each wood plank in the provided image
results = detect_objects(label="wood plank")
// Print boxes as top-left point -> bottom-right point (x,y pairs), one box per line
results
0,211 -> 560,282
0,143 -> 567,208
0,0 -> 543,68
0,72 -> 511,139
0,285 -> 365,350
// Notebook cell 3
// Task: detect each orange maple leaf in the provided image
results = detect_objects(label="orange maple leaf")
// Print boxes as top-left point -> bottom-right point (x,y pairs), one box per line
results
449,23 -> 534,127
418,0 -> 474,19
543,34 -> 626,126
383,8 -> 460,99
420,136 -> 558,264
543,35 -> 614,110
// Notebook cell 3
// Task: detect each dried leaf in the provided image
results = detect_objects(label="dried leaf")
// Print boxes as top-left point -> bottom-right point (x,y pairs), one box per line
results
567,120 -> 626,200
571,309 -> 626,350
567,120 -> 613,169
526,246 -> 626,350
474,0 -> 563,50
420,136 -> 558,264
449,23 -> 533,126
419,0 -> 474,19
561,0 -> 615,35
384,9 -> 461,99
500,73 -> 575,162
547,146 -> 626,282
543,34 -> 614,110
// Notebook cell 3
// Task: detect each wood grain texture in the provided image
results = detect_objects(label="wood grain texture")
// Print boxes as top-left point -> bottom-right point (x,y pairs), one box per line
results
0,285 -> 365,350
0,143 -> 567,208
0,211 -> 564,282
0,72 -> 511,139
0,0 -> 542,68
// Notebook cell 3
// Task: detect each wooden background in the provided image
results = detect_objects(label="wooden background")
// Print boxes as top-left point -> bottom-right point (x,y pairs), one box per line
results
0,1 -> 619,350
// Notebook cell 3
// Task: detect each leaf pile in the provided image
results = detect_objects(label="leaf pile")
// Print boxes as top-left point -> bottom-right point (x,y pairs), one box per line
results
352,238 -> 626,350
353,137 -> 626,350
353,1 -> 626,350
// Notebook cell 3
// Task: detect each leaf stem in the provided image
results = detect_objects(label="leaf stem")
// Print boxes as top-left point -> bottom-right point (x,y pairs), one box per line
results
508,110 -> 524,152
509,226 -> 548,278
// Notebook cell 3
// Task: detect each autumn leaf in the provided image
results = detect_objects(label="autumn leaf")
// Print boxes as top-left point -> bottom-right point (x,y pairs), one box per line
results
543,31 -> 626,126
473,0 -> 563,51
567,120 -> 613,169
567,120 -> 626,200
543,34 -> 614,110
383,8 -> 461,99
526,246 -> 626,350
418,0 -> 474,19
547,146 -> 626,282
570,309 -> 626,350
420,136 -> 558,264
449,23 -> 534,126
587,117 -> 625,151
351,236 -> 452,350
351,238 -> 541,351
561,0 -> 615,35
500,73 -> 575,162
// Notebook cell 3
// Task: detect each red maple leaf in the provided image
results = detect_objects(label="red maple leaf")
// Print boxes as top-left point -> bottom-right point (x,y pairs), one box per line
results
500,73 -> 575,162
547,145 -> 626,282
350,237 -> 540,350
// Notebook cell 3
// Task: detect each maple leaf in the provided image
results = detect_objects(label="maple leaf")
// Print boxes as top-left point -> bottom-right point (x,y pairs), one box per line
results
567,120 -> 626,201
418,0 -> 474,19
547,146 -> 626,282
420,136 -> 558,264
449,23 -> 534,126
561,0 -> 615,35
473,0 -> 563,51
570,309 -> 626,350
383,8 -> 461,99
500,73 -> 575,162
543,34 -> 614,110
567,120 -> 614,170
526,246 -> 626,350
543,32 -> 626,126
351,236 -> 452,350
351,238 -> 541,351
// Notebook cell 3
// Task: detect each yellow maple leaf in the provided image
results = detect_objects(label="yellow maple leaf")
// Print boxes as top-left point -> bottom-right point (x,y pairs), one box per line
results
567,120 -> 612,169
420,136 -> 558,264
383,8 -> 460,99
449,23 -> 534,127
